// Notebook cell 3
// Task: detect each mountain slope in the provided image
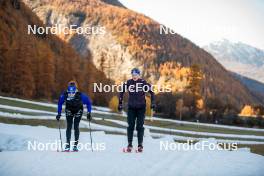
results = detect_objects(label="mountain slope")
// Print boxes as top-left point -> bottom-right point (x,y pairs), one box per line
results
0,0 -> 110,104
22,0 -> 262,108
232,72 -> 264,103
204,39 -> 264,83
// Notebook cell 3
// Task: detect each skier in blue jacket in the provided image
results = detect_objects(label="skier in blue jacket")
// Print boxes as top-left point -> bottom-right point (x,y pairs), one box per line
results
56,80 -> 92,151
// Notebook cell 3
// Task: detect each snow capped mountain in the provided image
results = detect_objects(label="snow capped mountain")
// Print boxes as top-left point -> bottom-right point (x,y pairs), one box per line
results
204,39 -> 264,83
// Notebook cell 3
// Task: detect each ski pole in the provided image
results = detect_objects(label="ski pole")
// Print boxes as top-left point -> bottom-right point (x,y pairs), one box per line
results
88,119 -> 93,152
58,120 -> 63,151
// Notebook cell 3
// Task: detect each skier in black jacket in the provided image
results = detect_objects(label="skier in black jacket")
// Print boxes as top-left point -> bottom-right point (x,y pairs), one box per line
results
118,68 -> 155,152
56,81 -> 92,152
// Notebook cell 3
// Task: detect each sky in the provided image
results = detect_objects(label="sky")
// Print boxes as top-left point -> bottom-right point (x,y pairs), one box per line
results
119,0 -> 264,50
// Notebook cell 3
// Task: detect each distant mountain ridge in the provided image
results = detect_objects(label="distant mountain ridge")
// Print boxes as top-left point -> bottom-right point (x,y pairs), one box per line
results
232,72 -> 264,102
204,39 -> 264,83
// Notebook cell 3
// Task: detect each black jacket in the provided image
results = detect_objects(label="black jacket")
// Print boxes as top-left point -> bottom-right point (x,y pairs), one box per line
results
119,78 -> 155,109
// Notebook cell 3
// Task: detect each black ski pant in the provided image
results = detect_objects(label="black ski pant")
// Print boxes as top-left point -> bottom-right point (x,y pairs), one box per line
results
65,109 -> 83,146
127,107 -> 146,146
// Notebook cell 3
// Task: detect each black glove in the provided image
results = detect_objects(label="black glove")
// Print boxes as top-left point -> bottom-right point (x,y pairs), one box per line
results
56,114 -> 61,121
151,103 -> 156,110
118,104 -> 123,112
87,112 -> 91,121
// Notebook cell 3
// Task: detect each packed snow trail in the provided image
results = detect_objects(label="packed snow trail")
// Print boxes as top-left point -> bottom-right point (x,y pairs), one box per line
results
0,123 -> 264,176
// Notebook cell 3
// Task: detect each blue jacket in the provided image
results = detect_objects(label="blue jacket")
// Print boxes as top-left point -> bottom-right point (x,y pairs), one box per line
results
57,91 -> 92,115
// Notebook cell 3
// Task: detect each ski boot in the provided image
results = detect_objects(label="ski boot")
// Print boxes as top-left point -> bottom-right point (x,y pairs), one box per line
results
64,144 -> 70,152
123,144 -> 133,153
136,145 -> 143,153
72,145 -> 78,152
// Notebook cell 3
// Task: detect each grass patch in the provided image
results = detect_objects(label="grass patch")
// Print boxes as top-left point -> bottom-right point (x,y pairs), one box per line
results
0,107 -> 53,116
0,116 -> 126,137
92,112 -> 125,121
0,98 -> 56,112
149,129 -> 264,142
0,116 -> 65,128
145,120 -> 264,136
237,144 -> 264,156
92,119 -> 126,129
0,116 -> 92,132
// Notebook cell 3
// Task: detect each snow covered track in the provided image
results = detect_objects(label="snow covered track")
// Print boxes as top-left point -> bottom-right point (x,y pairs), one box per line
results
0,123 -> 263,176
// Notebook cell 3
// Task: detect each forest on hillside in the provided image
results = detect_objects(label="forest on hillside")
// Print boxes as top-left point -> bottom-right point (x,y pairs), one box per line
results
0,0 -> 112,105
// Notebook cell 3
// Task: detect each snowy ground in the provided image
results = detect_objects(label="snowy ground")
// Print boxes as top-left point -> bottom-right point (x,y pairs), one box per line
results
0,123 -> 264,176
